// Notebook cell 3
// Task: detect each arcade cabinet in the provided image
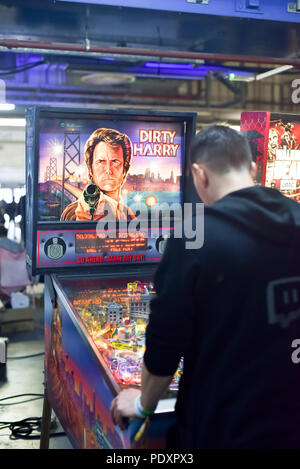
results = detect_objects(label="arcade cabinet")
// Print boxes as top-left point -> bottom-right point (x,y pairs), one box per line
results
241,111 -> 300,201
25,106 -> 196,449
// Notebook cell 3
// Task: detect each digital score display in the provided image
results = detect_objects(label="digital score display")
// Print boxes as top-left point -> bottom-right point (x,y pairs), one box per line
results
36,229 -> 162,268
75,232 -> 148,254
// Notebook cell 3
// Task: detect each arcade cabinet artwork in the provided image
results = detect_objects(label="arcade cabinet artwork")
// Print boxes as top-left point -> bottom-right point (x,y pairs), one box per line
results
241,112 -> 300,201
25,107 -> 196,449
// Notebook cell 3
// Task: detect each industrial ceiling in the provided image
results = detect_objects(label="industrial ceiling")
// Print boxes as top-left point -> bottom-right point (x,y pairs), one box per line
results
0,0 -> 299,122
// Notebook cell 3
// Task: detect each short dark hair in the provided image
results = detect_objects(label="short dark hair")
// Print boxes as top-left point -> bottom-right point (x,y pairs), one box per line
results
84,128 -> 132,180
190,124 -> 252,174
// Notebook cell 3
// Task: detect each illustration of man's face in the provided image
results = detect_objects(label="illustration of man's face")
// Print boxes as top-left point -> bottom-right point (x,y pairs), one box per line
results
91,141 -> 124,197
269,129 -> 279,149
282,131 -> 290,144
268,129 -> 279,160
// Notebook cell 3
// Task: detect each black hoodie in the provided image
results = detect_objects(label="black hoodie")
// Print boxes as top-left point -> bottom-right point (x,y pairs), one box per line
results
144,186 -> 300,449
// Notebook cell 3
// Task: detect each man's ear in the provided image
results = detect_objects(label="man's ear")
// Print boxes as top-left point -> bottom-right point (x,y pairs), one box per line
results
250,161 -> 257,180
191,163 -> 209,191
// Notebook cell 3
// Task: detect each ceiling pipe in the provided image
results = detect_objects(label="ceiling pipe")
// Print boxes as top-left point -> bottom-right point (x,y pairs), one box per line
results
6,86 -> 200,102
5,86 -> 243,109
0,39 -> 299,67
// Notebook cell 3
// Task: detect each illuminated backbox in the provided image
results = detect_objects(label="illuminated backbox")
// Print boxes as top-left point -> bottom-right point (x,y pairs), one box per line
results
25,107 -> 196,275
241,112 -> 300,203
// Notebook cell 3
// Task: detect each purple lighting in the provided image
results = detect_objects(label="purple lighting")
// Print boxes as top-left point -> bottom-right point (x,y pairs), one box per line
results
130,64 -> 209,78
137,62 -> 254,80
144,62 -> 196,69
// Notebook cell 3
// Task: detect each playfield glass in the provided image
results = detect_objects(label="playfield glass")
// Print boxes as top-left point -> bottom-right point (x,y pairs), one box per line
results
59,275 -> 182,391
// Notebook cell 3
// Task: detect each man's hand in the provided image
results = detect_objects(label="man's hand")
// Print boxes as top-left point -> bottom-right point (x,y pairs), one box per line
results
110,388 -> 141,430
110,361 -> 175,430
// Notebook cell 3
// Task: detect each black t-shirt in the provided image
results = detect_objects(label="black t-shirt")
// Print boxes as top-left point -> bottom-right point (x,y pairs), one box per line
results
144,186 -> 300,448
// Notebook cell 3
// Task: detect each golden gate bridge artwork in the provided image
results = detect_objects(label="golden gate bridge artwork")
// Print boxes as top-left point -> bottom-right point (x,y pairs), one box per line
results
42,131 -> 88,216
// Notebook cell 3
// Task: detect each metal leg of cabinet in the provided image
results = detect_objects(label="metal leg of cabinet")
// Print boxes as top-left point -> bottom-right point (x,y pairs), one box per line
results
40,390 -> 52,449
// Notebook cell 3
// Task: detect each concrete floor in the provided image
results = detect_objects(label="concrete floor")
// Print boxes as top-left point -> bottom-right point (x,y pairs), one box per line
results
0,302 -> 73,450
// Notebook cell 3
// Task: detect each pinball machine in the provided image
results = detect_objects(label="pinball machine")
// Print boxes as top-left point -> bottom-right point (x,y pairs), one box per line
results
241,111 -> 300,201
25,106 -> 196,449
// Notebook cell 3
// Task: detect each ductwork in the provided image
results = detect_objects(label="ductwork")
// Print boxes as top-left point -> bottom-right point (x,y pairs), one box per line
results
0,39 -> 299,67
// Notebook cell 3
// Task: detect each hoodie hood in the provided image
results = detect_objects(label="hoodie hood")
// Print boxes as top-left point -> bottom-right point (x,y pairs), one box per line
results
207,186 -> 300,246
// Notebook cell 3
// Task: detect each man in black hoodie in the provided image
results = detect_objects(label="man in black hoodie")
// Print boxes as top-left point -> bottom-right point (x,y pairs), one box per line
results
110,125 -> 300,448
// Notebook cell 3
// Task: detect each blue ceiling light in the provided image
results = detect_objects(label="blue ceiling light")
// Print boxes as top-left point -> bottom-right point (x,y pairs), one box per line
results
129,65 -> 208,79
132,72 -> 205,80
144,62 -> 196,69
141,62 -> 254,80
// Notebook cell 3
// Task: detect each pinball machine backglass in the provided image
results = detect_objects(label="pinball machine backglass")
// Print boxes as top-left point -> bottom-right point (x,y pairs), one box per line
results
241,111 -> 300,202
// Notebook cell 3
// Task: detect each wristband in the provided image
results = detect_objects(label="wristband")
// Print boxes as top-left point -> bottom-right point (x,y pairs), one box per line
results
134,394 -> 155,418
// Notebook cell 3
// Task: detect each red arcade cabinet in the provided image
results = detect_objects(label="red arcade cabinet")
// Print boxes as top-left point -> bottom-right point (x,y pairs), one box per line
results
241,112 -> 300,201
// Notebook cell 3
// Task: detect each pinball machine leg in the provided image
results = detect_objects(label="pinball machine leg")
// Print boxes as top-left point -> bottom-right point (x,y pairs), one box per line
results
40,390 -> 52,449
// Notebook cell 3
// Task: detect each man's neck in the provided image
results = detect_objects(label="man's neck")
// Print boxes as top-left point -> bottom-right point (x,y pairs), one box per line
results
102,189 -> 120,202
208,171 -> 255,205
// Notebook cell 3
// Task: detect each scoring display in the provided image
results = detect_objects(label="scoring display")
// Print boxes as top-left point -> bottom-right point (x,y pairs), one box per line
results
75,232 -> 148,254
